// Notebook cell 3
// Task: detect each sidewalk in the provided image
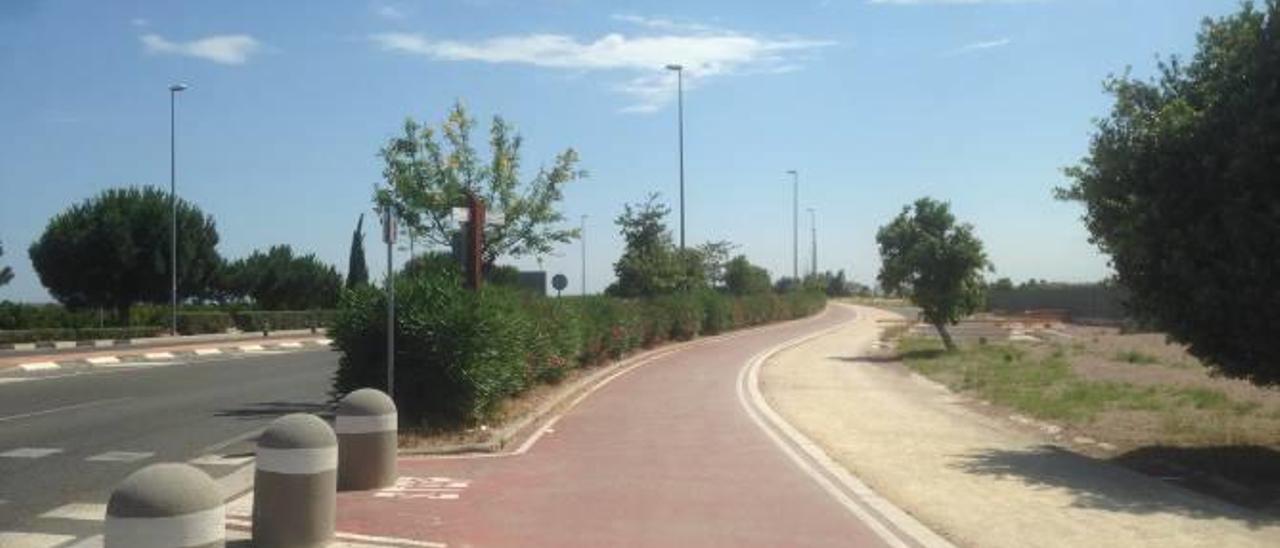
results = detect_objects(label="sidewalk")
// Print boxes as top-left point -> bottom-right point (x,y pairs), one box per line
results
760,304 -> 1280,547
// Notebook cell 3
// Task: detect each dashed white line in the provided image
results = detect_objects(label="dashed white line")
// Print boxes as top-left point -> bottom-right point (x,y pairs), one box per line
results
277,342 -> 303,349
0,398 -> 132,423
18,362 -> 59,372
0,448 -> 63,459
194,348 -> 222,355
86,451 -> 154,463
0,531 -> 77,547
239,344 -> 264,352
144,352 -> 175,360
39,502 -> 106,521
190,453 -> 254,467
86,356 -> 120,365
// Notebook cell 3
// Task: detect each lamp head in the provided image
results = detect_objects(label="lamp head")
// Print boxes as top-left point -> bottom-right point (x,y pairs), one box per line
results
169,83 -> 189,92
665,64 -> 683,71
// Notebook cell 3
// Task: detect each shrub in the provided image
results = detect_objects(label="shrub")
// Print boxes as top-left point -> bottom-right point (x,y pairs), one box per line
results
176,312 -> 232,335
231,310 -> 333,332
0,326 -> 166,344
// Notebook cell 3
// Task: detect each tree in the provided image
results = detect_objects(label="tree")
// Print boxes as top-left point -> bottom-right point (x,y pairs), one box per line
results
346,214 -> 370,289
696,240 -> 736,289
724,255 -> 772,296
606,194 -> 705,297
29,187 -> 220,319
876,198 -> 991,351
825,270 -> 853,297
375,101 -> 584,268
0,240 -> 13,287
224,245 -> 341,310
1058,1 -> 1280,384
990,277 -> 1015,292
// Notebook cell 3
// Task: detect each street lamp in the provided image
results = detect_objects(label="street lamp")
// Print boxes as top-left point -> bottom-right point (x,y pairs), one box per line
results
808,207 -> 817,278
665,63 -> 685,249
169,82 -> 188,336
786,170 -> 798,281
580,215 -> 588,296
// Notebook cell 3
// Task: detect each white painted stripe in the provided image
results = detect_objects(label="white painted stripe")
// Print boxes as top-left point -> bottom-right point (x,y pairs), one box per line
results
193,348 -> 221,355
0,398 -> 131,423
87,451 -> 154,463
239,345 -> 264,352
63,535 -> 104,548
94,340 -> 115,347
0,447 -> 63,458
255,447 -> 337,474
318,338 -> 333,345
277,342 -> 303,349
144,352 -> 174,360
335,413 -> 397,434
40,502 -> 107,521
189,454 -> 253,467
53,341 -> 76,349
104,505 -> 224,548
12,343 -> 37,351
18,362 -> 59,371
87,356 -> 121,365
0,531 -> 78,548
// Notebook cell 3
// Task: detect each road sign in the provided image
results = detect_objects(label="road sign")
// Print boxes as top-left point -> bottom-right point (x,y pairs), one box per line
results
552,274 -> 568,297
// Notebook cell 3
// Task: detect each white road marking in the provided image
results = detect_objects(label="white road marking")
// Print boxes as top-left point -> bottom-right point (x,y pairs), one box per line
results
0,398 -> 132,423
144,352 -> 175,360
0,447 -> 63,459
318,338 -> 333,345
194,348 -> 221,355
277,342 -> 303,349
0,378 -> 32,385
86,451 -> 154,463
190,453 -> 254,467
93,340 -> 115,347
239,344 -> 264,352
53,342 -> 76,349
86,356 -> 120,365
18,362 -> 59,371
40,502 -> 106,521
63,535 -> 103,548
12,343 -> 37,351
0,532 -> 77,547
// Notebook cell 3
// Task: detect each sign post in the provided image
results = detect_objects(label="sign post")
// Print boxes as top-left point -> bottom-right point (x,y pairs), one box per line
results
552,274 -> 568,297
382,205 -> 396,398
465,192 -> 486,290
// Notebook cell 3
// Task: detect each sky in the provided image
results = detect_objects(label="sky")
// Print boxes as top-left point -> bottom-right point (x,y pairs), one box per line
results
0,0 -> 1249,302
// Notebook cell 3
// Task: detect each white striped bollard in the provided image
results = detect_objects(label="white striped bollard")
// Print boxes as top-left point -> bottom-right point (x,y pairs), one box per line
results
105,463 -> 225,548
337,388 -> 398,491
252,413 -> 337,547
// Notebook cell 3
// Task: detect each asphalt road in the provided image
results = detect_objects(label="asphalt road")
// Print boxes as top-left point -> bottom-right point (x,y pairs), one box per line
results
0,346 -> 337,539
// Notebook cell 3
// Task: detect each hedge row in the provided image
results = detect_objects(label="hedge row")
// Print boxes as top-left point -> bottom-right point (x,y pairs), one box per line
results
0,310 -> 338,340
330,268 -> 827,428
0,326 -> 167,345
0,301 -> 338,331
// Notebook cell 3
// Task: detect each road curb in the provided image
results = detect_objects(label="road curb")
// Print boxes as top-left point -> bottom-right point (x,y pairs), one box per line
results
3,338 -> 333,375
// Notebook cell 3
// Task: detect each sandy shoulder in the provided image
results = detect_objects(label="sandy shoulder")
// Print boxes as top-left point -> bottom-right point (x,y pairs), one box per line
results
759,304 -> 1280,548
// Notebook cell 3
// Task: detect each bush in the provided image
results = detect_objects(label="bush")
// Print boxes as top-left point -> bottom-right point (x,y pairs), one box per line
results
0,326 -> 166,344
176,312 -> 232,335
231,310 -> 333,332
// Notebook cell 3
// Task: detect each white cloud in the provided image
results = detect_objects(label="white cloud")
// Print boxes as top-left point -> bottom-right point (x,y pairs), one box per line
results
374,3 -> 407,20
140,34 -> 262,65
946,37 -> 1012,56
371,18 -> 832,112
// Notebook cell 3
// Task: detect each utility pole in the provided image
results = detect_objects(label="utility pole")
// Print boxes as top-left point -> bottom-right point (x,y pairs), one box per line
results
666,64 -> 685,249
808,208 -> 817,278
580,214 -> 587,296
168,83 -> 187,335
787,170 -> 798,281
382,204 -> 396,398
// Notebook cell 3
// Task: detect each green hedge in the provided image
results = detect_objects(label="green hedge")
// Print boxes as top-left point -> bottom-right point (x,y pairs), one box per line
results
331,268 -> 828,428
231,310 -> 335,332
0,326 -> 167,345
176,312 -> 232,335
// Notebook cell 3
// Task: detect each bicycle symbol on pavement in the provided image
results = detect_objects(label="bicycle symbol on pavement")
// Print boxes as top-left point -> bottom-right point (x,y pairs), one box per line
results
374,476 -> 471,500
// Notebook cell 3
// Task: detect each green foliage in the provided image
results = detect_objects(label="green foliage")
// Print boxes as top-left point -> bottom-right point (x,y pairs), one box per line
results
331,269 -> 828,427
0,240 -> 13,287
176,312 -> 232,335
876,198 -> 991,350
232,310 -> 335,332
346,214 -> 370,289
223,245 -> 341,310
0,326 -> 166,345
1057,1 -> 1280,385
724,255 -> 772,296
28,186 -> 220,319
375,101 -> 584,266
696,240 -> 736,289
607,194 -> 707,297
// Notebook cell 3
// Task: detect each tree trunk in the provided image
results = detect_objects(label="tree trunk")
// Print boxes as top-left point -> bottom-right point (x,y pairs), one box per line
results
934,322 -> 956,352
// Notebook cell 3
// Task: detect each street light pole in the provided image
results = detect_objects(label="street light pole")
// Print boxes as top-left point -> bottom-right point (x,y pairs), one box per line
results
168,83 -> 188,336
665,63 -> 685,249
787,170 -> 798,281
808,208 -> 817,278
580,215 -> 587,296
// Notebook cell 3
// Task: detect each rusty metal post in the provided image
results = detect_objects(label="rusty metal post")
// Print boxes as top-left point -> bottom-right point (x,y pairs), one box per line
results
466,192 -> 485,290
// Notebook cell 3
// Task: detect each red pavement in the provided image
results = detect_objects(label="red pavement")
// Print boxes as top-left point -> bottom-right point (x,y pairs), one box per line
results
336,306 -> 891,547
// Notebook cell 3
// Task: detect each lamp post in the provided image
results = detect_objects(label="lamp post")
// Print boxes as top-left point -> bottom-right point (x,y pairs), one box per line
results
168,83 -> 188,336
580,214 -> 588,296
808,208 -> 817,278
665,63 -> 685,249
786,170 -> 798,281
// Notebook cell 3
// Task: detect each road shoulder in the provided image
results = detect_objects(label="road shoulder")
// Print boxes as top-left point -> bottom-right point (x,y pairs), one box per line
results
759,304 -> 1280,548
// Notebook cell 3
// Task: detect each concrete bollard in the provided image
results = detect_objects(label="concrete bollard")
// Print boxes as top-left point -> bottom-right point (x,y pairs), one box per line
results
105,463 -> 225,548
336,388 -> 398,491
252,413 -> 337,548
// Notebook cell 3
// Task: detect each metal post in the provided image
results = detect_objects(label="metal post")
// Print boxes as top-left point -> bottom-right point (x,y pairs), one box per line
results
384,206 -> 395,398
788,170 -> 799,281
677,68 -> 685,250
580,215 -> 587,296
809,208 -> 817,278
169,88 -> 178,336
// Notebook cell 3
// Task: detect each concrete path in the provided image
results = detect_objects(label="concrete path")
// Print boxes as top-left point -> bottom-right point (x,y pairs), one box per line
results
328,306 -> 938,547
761,304 -> 1280,547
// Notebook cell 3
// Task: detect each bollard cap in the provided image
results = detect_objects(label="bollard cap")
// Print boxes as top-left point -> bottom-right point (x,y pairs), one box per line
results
338,388 -> 396,417
108,463 -> 222,518
259,413 -> 337,450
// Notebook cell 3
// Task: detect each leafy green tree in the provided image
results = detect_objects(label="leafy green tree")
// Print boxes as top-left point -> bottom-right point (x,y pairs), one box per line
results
876,198 -> 991,351
375,101 -> 584,268
0,240 -> 13,287
696,240 -> 736,289
825,270 -> 853,297
606,194 -> 705,297
346,214 -> 370,289
990,277 -> 1015,292
1058,1 -> 1280,384
225,245 -> 341,310
724,255 -> 772,296
28,187 -> 220,320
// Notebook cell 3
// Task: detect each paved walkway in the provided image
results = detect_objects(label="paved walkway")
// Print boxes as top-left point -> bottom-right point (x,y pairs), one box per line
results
761,304 -> 1280,547
324,306 -> 928,547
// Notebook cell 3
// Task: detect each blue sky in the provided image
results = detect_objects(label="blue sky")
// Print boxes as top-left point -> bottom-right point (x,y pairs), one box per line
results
0,0 -> 1246,301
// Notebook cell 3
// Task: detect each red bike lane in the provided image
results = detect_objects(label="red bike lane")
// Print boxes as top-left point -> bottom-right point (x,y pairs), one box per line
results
334,305 -> 893,547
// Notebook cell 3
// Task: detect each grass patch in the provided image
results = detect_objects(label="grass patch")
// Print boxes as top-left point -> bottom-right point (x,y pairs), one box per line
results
1113,349 -> 1160,365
